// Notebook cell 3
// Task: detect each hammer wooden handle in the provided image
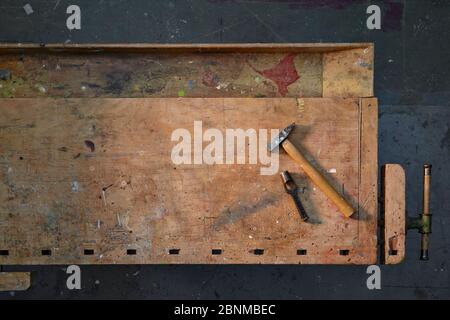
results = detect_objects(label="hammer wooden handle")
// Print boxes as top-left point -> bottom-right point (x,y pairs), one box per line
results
281,139 -> 355,218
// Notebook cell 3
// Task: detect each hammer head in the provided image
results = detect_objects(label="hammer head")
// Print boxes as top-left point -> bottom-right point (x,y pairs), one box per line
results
268,123 -> 295,152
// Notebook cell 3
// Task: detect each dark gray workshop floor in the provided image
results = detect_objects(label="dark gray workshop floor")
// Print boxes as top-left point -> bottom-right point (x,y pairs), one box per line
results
0,0 -> 449,300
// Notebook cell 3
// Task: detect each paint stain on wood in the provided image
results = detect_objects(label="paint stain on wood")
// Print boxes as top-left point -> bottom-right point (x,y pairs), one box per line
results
248,54 -> 300,96
202,70 -> 219,87
84,140 -> 95,152
0,69 -> 11,80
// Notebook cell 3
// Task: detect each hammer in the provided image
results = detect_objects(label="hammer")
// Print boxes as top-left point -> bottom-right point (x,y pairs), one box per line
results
269,123 -> 355,218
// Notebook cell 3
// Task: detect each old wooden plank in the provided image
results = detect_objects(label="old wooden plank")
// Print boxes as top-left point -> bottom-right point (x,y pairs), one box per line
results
0,272 -> 31,291
0,97 -> 377,264
354,97 -> 378,264
0,44 -> 373,99
0,43 -> 372,53
323,47 -> 374,98
382,164 -> 406,264
0,52 -> 322,98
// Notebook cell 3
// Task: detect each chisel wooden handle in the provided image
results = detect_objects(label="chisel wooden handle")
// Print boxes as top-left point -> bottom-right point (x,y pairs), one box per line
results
281,139 -> 355,218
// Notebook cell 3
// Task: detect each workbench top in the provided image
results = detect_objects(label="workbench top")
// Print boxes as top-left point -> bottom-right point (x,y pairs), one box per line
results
0,97 -> 377,264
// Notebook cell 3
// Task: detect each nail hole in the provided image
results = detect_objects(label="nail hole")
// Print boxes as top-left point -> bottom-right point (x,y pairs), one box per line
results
84,249 -> 95,255
211,249 -> 222,255
41,249 -> 52,256
0,250 -> 9,256
339,249 -> 350,256
19,156 -> 23,160
253,249 -> 264,255
389,250 -> 398,256
169,249 -> 180,255
297,249 -> 307,255
127,249 -> 137,255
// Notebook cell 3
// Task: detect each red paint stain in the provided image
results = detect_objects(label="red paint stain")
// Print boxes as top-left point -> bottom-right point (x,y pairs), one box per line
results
248,53 -> 300,96
202,70 -> 219,87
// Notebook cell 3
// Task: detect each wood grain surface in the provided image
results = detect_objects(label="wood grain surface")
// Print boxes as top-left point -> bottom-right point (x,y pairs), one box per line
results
382,164 -> 406,264
0,272 -> 31,291
0,97 -> 377,264
0,44 -> 373,99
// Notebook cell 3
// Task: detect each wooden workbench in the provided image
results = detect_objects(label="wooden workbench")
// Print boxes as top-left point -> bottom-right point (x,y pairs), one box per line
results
0,96 -> 377,264
0,44 -> 403,268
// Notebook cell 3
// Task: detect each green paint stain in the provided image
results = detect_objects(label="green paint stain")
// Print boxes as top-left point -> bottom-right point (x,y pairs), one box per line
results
0,76 -> 26,98
178,89 -> 185,97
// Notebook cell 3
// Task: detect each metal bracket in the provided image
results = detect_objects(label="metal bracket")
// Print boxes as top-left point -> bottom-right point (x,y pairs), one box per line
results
406,164 -> 432,260
382,164 -> 432,264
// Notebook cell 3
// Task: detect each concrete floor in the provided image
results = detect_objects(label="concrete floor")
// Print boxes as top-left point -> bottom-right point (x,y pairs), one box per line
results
0,0 -> 449,299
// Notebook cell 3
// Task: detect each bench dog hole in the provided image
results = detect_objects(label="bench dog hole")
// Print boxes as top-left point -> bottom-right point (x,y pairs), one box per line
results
211,249 -> 222,255
253,249 -> 264,255
84,249 -> 95,255
127,249 -> 137,255
169,249 -> 180,255
389,250 -> 398,256
41,249 -> 52,256
339,249 -> 350,256
297,249 -> 307,255
0,250 -> 9,256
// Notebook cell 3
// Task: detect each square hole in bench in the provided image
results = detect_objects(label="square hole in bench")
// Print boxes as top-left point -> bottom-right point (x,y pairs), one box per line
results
253,249 -> 264,255
389,250 -> 398,256
127,249 -> 137,255
84,249 -> 95,255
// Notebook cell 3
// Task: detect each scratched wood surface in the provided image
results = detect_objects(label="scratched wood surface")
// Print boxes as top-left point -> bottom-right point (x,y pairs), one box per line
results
0,44 -> 373,99
382,164 -> 406,264
0,97 -> 377,264
0,272 -> 31,291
